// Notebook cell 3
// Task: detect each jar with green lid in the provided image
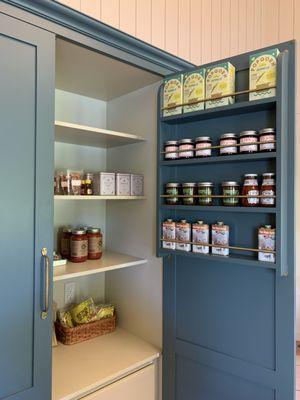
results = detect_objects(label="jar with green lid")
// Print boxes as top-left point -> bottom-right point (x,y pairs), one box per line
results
165,183 -> 180,205
222,181 -> 240,206
182,183 -> 197,205
197,182 -> 214,205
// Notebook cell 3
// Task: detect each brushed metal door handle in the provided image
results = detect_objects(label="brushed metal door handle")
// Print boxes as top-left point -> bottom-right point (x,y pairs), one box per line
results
41,247 -> 50,320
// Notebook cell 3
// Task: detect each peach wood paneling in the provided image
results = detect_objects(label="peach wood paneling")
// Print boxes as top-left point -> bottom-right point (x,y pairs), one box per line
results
151,0 -> 166,50
101,0 -> 120,28
165,0 -> 179,55
178,0 -> 191,61
190,0 -> 202,65
211,0 -> 221,61
220,0 -> 230,59
136,0 -> 151,43
120,0 -> 136,36
80,0 -> 101,20
59,0 -> 80,10
201,0 -> 212,64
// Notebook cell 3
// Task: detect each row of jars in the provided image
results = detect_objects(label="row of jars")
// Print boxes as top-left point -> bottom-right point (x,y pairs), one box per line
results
164,128 -> 275,160
164,173 -> 275,207
61,226 -> 103,263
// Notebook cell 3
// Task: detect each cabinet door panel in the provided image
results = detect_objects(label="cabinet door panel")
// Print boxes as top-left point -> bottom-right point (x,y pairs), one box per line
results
0,13 -> 54,400
83,364 -> 156,400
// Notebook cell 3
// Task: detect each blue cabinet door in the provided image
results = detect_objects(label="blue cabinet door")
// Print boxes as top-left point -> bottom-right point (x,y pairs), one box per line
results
0,13 -> 54,400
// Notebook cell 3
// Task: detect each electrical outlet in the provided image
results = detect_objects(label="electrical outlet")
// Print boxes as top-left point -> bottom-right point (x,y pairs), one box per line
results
64,282 -> 76,305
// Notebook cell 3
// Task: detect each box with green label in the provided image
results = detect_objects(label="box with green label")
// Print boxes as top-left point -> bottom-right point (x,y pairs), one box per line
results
162,74 -> 183,117
205,62 -> 235,109
249,48 -> 280,101
183,68 -> 205,113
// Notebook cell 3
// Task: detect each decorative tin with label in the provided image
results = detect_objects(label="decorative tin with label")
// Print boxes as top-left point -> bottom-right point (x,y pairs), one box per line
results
163,74 -> 183,117
222,181 -> 240,206
211,222 -> 229,256
183,68 -> 205,113
130,174 -> 144,196
192,221 -> 209,254
116,173 -> 131,196
259,128 -> 276,152
162,219 -> 176,250
249,48 -> 280,101
205,62 -> 235,109
219,133 -> 238,155
93,172 -> 115,195
258,225 -> 275,263
176,220 -> 191,252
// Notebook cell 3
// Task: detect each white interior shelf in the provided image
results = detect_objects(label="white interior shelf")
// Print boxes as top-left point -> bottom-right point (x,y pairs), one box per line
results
55,120 -> 146,148
53,251 -> 147,281
54,195 -> 146,200
52,328 -> 160,400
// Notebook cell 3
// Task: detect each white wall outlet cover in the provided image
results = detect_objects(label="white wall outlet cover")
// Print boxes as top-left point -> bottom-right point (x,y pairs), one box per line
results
64,282 -> 76,305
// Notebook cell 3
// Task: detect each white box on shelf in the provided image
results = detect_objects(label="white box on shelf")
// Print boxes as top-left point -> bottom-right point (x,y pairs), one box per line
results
130,174 -> 144,196
93,172 -> 116,195
116,173 -> 131,196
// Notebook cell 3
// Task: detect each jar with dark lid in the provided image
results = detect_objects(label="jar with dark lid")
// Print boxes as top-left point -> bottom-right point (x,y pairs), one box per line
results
164,140 -> 179,160
197,182 -> 214,206
182,183 -> 197,205
195,136 -> 212,158
61,227 -> 72,259
239,131 -> 258,154
70,229 -> 88,263
219,133 -> 238,155
87,228 -> 103,260
242,174 -> 259,207
165,183 -> 180,205
259,128 -> 276,152
260,173 -> 276,207
178,139 -> 194,159
222,181 -> 240,206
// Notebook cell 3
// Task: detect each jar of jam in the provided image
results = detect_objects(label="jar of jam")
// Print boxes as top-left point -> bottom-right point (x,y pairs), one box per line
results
70,229 -> 88,263
260,173 -> 276,207
182,183 -> 197,205
241,174 -> 259,207
222,181 -> 240,206
165,183 -> 180,205
178,139 -> 194,158
219,133 -> 238,155
259,128 -> 276,152
195,136 -> 212,157
197,182 -> 214,206
239,131 -> 258,154
164,140 -> 179,160
61,227 -> 72,259
87,228 -> 103,260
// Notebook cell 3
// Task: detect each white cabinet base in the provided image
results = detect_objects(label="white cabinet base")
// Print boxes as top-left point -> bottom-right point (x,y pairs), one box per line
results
82,364 -> 156,400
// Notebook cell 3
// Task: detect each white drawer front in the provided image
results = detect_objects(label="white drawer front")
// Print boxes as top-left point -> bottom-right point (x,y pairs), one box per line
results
82,364 -> 156,400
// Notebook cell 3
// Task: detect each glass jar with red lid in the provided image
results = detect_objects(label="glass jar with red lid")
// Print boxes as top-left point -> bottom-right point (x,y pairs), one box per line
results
241,174 -> 259,207
260,173 -> 276,207
70,229 -> 88,263
87,228 -> 103,260
61,226 -> 72,259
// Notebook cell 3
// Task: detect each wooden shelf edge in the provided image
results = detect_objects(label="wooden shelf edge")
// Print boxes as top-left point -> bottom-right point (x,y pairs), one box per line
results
55,120 -> 146,143
53,251 -> 148,282
54,195 -> 146,200
159,205 -> 277,213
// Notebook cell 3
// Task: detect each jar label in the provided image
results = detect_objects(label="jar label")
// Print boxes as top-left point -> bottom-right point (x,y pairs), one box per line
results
246,189 -> 260,204
223,188 -> 239,204
262,179 -> 275,186
261,190 -> 275,205
71,239 -> 88,258
240,137 -> 258,152
165,146 -> 179,159
220,139 -> 237,154
244,179 -> 258,186
88,236 -> 102,254
260,134 -> 275,151
179,144 -> 194,158
195,142 -> 211,157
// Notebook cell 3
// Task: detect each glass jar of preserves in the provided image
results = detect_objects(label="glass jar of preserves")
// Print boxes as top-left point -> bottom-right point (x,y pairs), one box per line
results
195,136 -> 212,157
219,133 -> 238,155
61,227 -> 72,259
222,181 -> 240,206
70,229 -> 88,263
241,174 -> 259,207
165,183 -> 180,205
197,182 -> 214,206
260,173 -> 276,207
164,140 -> 179,160
85,173 -> 93,195
87,228 -> 103,260
182,183 -> 197,205
178,139 -> 194,158
239,131 -> 258,154
259,128 -> 276,152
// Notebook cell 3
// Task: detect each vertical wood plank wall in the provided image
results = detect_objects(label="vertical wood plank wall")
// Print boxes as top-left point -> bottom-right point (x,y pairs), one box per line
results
58,0 -> 300,337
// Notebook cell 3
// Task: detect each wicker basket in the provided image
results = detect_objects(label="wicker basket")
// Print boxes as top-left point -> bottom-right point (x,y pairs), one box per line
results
55,314 -> 116,345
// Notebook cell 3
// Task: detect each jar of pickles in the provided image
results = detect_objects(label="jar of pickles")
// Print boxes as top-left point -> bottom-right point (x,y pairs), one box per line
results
222,181 -> 240,206
197,182 -> 214,206
182,183 -> 197,205
195,136 -> 212,157
165,183 -> 180,205
178,139 -> 194,159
